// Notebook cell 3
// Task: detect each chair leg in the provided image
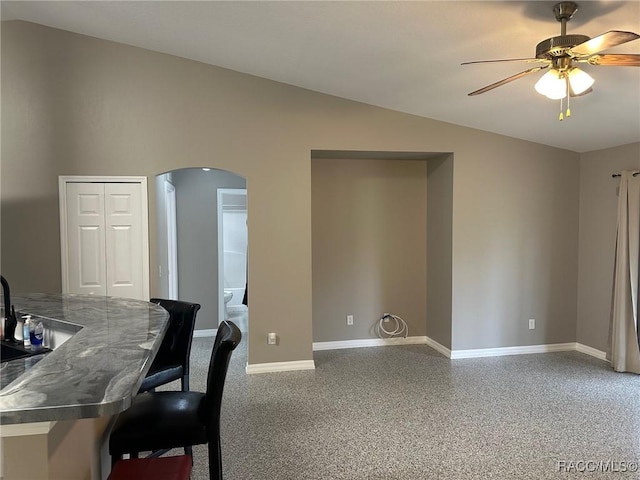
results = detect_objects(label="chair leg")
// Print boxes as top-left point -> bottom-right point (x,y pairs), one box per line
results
208,442 -> 223,480
182,373 -> 189,392
148,448 -> 170,458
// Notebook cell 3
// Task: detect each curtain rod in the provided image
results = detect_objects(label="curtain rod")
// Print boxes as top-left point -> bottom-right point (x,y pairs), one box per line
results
611,171 -> 640,178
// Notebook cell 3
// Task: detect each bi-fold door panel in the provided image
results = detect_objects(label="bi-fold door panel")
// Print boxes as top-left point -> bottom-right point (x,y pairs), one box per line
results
63,181 -> 145,300
66,183 -> 107,295
105,183 -> 143,299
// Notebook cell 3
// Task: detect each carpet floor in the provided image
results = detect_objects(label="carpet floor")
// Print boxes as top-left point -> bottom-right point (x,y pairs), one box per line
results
174,319 -> 639,479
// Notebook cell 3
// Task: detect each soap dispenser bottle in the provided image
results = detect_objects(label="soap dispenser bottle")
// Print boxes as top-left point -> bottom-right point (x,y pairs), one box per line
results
22,315 -> 31,349
31,320 -> 44,350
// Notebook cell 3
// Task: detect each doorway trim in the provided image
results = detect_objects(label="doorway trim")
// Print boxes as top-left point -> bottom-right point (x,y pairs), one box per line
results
164,180 -> 178,299
217,188 -> 248,326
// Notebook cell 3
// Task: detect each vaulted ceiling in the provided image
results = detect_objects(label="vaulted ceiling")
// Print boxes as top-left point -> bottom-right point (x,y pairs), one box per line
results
2,1 -> 639,153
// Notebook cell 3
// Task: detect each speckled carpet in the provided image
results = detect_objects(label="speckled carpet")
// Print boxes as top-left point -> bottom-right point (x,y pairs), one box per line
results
175,320 -> 640,479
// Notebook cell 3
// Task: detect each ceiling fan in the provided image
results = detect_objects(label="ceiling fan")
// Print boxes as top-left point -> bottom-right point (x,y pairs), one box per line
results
463,1 -> 640,120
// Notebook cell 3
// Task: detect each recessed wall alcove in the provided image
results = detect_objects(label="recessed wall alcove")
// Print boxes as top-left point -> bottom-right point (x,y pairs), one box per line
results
311,150 -> 453,349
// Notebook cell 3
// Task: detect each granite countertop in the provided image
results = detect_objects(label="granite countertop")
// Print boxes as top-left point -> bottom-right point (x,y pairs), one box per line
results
0,293 -> 169,425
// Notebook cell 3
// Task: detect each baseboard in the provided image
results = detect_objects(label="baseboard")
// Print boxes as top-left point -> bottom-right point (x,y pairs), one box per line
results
424,337 -> 452,358
310,337 -> 591,363
203,330 -> 607,368
450,342 -> 576,359
246,360 -> 316,374
193,328 -> 216,338
575,343 -> 608,362
312,336 -> 428,351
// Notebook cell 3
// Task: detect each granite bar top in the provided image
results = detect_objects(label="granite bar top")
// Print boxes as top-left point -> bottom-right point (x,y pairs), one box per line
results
0,293 -> 169,425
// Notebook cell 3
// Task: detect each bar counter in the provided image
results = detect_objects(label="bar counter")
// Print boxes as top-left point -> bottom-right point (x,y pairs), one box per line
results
0,293 -> 169,424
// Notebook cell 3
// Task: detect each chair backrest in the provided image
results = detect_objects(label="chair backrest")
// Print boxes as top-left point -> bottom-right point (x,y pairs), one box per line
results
201,320 -> 241,480
149,298 -> 201,376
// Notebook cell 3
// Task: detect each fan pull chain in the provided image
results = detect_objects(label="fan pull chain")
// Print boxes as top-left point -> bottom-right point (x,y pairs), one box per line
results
565,77 -> 571,118
559,96 -> 564,121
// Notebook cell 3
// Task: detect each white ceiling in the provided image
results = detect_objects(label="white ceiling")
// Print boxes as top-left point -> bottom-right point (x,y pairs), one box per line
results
2,1 -> 639,153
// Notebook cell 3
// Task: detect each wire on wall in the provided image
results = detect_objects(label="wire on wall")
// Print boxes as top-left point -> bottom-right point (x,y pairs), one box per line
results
375,313 -> 408,339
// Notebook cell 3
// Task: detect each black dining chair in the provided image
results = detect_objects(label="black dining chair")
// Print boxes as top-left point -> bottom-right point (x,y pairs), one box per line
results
109,320 -> 242,480
139,298 -> 201,393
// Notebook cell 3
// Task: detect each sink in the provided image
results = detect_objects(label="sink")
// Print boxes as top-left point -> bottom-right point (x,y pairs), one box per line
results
1,342 -> 51,362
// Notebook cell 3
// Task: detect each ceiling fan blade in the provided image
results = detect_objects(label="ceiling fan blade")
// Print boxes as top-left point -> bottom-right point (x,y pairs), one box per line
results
467,66 -> 549,96
570,31 -> 640,56
462,58 -> 548,65
586,54 -> 640,66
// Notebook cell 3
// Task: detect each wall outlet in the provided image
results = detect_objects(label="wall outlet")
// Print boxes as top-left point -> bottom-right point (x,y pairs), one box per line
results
267,332 -> 277,345
346,315 -> 354,326
528,318 -> 535,330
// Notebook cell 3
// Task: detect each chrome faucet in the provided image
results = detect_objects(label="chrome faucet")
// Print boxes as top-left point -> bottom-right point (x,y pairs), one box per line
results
1,275 -> 18,342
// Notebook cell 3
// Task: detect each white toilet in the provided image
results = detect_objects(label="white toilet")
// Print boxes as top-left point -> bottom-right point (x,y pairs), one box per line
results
223,290 -> 233,319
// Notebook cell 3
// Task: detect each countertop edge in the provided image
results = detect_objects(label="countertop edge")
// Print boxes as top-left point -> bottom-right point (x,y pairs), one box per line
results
0,294 -> 170,425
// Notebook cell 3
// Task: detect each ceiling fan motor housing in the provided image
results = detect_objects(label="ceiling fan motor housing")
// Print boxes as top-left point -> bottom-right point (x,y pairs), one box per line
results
536,34 -> 591,59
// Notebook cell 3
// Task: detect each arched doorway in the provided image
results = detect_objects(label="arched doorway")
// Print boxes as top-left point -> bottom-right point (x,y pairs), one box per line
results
155,167 -> 248,335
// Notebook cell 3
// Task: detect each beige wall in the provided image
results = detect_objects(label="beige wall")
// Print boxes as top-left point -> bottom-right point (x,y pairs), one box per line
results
577,142 -> 640,352
451,143 -> 580,350
312,158 -> 427,342
426,155 -> 453,349
2,21 -> 583,364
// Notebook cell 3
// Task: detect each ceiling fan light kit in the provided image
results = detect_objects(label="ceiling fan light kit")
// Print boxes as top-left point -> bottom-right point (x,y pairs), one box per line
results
567,67 -> 595,94
463,1 -> 640,120
534,67 -> 594,99
535,69 -> 566,99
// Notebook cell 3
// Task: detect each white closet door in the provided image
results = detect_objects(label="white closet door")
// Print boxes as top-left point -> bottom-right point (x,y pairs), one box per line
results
66,183 -> 108,295
105,183 -> 144,300
62,178 -> 148,301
